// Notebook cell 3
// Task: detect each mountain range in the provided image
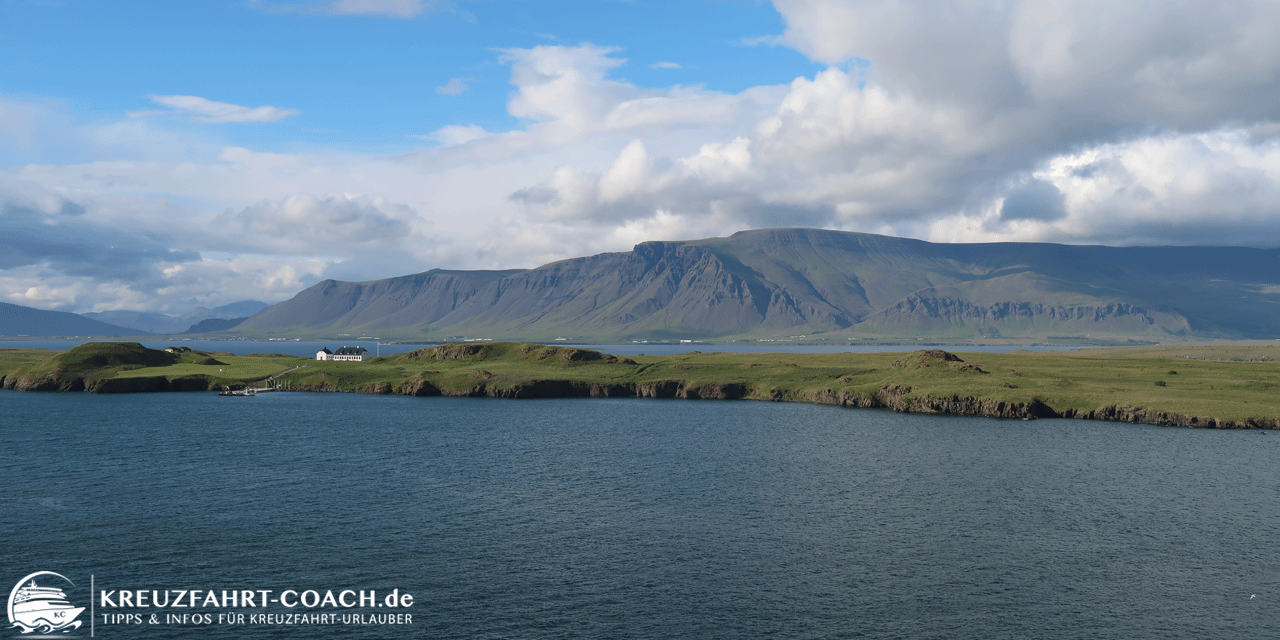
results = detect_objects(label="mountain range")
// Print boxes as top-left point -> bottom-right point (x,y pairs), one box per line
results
228,229 -> 1280,342
83,300 -> 269,334
0,300 -> 269,337
0,302 -> 141,337
6,230 -> 1278,342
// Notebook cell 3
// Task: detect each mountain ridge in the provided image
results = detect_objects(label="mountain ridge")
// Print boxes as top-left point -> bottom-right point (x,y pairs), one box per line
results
226,229 -> 1280,341
0,302 -> 145,337
84,300 -> 270,334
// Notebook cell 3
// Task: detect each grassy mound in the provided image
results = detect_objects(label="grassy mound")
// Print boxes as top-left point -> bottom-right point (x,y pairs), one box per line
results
891,349 -> 963,369
52,342 -> 178,371
400,342 -> 624,365
401,343 -> 494,361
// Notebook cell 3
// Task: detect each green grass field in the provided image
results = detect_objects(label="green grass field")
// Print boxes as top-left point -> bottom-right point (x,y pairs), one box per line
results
3,341 -> 1279,426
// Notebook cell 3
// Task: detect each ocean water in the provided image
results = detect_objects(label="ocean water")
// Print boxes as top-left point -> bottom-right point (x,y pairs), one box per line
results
1,391 -> 1276,639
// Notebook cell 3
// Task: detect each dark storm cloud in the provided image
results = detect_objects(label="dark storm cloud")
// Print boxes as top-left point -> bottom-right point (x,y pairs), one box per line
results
999,179 -> 1067,222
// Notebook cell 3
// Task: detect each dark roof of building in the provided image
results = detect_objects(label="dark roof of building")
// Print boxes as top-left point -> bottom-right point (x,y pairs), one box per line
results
318,348 -> 332,354
334,346 -> 368,355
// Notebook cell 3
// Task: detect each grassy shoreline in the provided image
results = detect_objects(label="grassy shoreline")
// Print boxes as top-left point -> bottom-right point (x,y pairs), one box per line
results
3,342 -> 1279,429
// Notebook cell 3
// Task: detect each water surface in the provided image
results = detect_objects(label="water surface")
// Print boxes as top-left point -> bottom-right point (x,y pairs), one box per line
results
1,391 -> 1275,638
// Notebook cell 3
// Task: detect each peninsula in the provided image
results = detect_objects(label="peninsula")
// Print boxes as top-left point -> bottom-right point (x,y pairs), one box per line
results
3,342 -> 1279,430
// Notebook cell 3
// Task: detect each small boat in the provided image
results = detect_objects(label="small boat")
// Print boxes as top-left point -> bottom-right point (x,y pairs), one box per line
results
218,387 -> 258,396
10,580 -> 84,633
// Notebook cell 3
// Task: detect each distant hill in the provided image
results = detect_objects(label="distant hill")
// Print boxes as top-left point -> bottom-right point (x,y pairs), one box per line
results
85,300 -> 270,334
0,302 -> 144,337
232,229 -> 1280,341
208,300 -> 271,318
184,316 -> 248,333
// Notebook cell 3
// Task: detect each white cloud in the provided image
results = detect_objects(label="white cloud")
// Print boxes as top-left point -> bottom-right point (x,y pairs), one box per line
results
211,193 -> 423,253
427,124 -> 492,146
926,130 -> 1280,246
773,0 -> 1280,127
739,35 -> 785,47
680,137 -> 752,183
326,0 -> 431,18
1044,131 -> 1280,244
435,77 -> 474,96
139,95 -> 300,124
0,99 -> 46,150
500,44 -> 633,132
260,0 -> 433,18
598,140 -> 655,204
651,61 -> 681,69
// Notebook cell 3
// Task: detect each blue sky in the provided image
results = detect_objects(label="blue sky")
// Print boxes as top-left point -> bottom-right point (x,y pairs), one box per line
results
0,0 -> 819,157
2,0 -> 1279,315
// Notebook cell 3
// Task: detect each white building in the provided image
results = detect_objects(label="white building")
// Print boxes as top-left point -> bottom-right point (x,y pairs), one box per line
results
316,346 -> 369,362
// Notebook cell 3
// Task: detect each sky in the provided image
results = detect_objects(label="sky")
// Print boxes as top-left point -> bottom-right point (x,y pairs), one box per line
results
2,0 -> 1279,315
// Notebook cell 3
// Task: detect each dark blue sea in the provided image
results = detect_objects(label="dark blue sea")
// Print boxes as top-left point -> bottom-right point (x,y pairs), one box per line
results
1,391 -> 1276,639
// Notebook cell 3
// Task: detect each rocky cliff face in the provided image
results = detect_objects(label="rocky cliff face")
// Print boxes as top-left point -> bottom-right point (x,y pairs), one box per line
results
1059,406 -> 1280,429
799,385 -> 1056,419
859,295 -> 1193,336
1,371 -> 215,393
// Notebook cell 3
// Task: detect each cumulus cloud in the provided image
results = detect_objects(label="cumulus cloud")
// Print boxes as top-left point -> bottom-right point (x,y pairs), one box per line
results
998,179 -> 1067,223
211,193 -> 422,253
500,44 -> 634,132
1041,131 -> 1280,245
0,177 -> 460,312
500,3 -> 1280,246
774,0 -> 1280,127
0,185 -> 202,311
137,95 -> 300,124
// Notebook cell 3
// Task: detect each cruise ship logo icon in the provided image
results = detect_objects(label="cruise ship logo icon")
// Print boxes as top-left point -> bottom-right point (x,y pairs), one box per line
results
6,572 -> 84,635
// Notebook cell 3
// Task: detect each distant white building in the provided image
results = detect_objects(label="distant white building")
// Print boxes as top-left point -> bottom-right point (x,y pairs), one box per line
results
333,346 -> 369,361
316,346 -> 369,362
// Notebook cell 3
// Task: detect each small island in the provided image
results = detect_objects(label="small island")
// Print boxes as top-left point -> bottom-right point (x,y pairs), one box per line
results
2,341 -> 1278,429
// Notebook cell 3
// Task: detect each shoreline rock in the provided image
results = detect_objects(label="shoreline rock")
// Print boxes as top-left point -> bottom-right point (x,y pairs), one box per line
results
4,370 -> 1275,431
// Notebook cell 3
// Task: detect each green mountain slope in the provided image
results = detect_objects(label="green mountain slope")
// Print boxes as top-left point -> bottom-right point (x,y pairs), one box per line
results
231,229 -> 1280,341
